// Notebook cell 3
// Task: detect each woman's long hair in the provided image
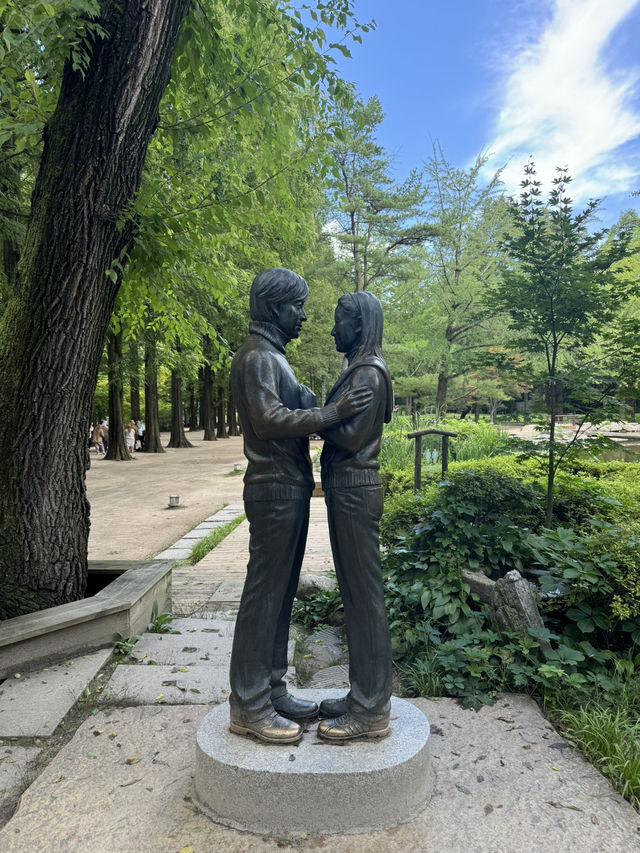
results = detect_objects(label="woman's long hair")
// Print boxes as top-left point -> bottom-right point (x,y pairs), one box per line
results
338,291 -> 384,362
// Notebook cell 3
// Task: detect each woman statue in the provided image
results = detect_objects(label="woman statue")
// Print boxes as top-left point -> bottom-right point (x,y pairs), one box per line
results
317,291 -> 394,742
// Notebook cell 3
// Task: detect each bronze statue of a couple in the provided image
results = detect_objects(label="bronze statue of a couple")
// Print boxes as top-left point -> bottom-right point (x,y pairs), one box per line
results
228,268 -> 393,745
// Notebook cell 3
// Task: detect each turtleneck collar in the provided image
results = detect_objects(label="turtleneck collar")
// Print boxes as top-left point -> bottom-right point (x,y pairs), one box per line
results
249,321 -> 289,353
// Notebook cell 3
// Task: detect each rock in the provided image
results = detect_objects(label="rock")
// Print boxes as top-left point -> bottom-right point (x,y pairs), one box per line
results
489,570 -> 545,636
295,626 -> 347,684
307,664 -> 350,689
295,573 -> 335,601
461,570 -> 495,604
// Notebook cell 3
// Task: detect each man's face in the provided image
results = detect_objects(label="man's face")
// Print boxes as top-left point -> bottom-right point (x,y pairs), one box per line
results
272,297 -> 307,341
331,303 -> 361,354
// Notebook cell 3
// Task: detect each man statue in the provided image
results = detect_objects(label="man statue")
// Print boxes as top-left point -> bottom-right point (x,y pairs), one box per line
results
228,268 -> 372,744
316,291 -> 394,742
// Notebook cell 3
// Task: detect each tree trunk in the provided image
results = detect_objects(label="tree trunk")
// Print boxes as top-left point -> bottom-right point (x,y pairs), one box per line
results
435,372 -> 448,419
168,372 -> 193,448
143,337 -> 164,454
228,389 -> 240,436
188,382 -> 198,430
197,366 -> 205,430
545,378 -> 557,528
202,361 -> 216,441
105,330 -> 131,460
129,341 -> 141,422
217,386 -> 229,438
130,378 -> 141,422
0,0 -> 189,616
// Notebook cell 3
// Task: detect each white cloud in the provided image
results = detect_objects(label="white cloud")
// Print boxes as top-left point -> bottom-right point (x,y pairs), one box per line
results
485,0 -> 640,204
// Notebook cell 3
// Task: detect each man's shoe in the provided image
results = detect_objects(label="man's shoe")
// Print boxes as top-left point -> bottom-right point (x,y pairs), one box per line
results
229,711 -> 303,744
318,696 -> 348,718
317,713 -> 390,742
272,693 -> 319,721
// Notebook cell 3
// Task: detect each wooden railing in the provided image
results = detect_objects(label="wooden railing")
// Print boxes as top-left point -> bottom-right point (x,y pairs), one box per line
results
406,428 -> 458,490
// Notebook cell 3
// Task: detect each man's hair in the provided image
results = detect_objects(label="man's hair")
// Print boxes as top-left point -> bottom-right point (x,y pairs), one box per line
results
249,268 -> 308,322
338,291 -> 384,360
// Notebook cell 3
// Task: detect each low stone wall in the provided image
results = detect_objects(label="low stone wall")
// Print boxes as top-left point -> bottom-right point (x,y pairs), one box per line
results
0,560 -> 172,678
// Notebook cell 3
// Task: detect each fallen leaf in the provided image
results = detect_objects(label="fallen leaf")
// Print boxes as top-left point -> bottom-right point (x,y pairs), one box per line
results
125,758 -> 141,765
484,804 -> 493,816
120,778 -> 141,788
52,776 -> 65,783
496,716 -> 513,723
591,815 -> 600,825
189,688 -> 201,694
92,730 -> 103,736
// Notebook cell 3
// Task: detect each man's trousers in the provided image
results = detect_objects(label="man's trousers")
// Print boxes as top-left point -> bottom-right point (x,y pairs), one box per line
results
229,497 -> 309,722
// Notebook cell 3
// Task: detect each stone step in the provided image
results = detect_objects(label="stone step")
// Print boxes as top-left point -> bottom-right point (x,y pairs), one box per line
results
0,650 -> 112,737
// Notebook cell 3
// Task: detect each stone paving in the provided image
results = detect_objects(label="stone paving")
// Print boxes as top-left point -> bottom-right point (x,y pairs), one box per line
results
1,438 -> 639,849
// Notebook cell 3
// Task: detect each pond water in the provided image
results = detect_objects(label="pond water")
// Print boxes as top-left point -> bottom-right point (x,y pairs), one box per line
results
594,441 -> 640,463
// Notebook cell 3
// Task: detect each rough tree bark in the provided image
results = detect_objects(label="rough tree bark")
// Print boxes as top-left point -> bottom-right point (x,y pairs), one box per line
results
168,372 -> 193,448
228,389 -> 239,436
0,0 -> 190,616
105,330 -> 131,461
188,382 -> 198,430
216,386 -> 229,438
129,341 -> 141,422
143,337 -> 164,455
202,361 -> 217,441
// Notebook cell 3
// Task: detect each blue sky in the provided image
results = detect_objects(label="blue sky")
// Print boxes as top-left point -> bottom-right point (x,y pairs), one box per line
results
334,0 -> 640,225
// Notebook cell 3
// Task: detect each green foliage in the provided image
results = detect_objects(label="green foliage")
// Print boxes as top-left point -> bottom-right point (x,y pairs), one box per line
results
558,696 -> 640,808
113,633 -> 141,659
182,512 -> 246,565
146,601 -> 179,634
490,162 -> 637,525
291,580 -> 343,628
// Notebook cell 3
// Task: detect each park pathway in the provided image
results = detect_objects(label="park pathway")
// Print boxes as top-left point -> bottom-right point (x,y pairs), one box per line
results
171,499 -> 333,613
1,477 -> 639,850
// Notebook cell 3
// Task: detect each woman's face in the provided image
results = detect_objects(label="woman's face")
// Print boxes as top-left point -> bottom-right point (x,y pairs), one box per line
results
331,303 -> 361,354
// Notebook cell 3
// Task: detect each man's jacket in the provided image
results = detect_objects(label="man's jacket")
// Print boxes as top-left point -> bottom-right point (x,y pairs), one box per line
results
231,321 -> 342,501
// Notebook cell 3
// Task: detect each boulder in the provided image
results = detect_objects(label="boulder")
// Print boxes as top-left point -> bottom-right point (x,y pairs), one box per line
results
461,569 -> 495,605
296,573 -> 336,601
296,626 -> 347,684
489,569 -> 545,636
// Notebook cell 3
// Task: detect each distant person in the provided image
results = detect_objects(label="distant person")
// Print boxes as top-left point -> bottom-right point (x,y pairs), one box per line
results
91,423 -> 104,454
136,420 -> 145,451
101,420 -> 109,453
125,420 -> 136,454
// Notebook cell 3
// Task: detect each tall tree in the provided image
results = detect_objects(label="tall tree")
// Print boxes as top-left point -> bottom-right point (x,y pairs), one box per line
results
419,147 -> 507,416
143,334 -> 164,455
0,0 -> 190,616
105,329 -> 131,461
326,96 -> 434,293
491,162 -> 634,526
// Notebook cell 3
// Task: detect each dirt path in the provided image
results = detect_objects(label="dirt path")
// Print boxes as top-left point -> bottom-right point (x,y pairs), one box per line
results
86,432 -> 246,561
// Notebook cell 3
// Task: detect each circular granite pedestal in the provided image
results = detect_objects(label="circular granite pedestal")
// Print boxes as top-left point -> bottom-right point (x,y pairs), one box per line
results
194,689 -> 432,836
